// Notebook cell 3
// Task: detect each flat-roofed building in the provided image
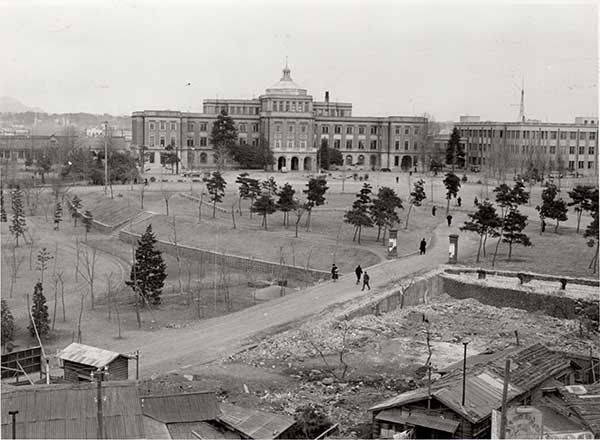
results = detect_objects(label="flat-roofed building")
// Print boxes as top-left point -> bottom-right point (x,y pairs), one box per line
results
455,116 -> 598,178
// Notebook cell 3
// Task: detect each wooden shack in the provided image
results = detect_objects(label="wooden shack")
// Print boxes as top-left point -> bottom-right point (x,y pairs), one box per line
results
58,343 -> 130,382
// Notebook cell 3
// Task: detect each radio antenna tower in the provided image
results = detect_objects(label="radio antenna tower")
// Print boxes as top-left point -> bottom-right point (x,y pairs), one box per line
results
518,77 -> 525,122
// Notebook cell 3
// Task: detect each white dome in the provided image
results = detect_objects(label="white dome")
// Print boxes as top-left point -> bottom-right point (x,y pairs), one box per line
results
265,65 -> 307,96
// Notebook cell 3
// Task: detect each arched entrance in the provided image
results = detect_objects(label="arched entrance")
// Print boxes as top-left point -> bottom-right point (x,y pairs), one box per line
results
277,156 -> 287,171
345,155 -> 353,166
200,152 -> 207,164
291,156 -> 299,171
370,155 -> 378,168
357,155 -> 365,165
401,155 -> 412,170
413,156 -> 419,170
303,156 -> 313,171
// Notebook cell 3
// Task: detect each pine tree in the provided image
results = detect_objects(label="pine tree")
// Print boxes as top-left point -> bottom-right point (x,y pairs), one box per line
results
53,200 -> 63,230
502,210 -> 531,260
584,189 -> 599,272
318,138 -> 330,170
443,172 -> 461,215
1,299 -> 15,348
82,210 -> 93,240
460,200 -> 501,262
0,186 -> 7,222
70,195 -> 82,227
537,183 -> 568,233
126,224 -> 167,306
261,176 -> 278,196
29,281 -> 50,338
209,109 -> 238,169
204,171 -> 227,218
9,188 -> 27,247
370,186 -> 403,241
568,185 -> 595,234
445,127 -> 464,171
251,193 -> 277,230
303,177 -> 328,231
405,179 -> 426,229
276,183 -> 297,227
344,183 -> 373,244
247,178 -> 261,219
236,173 -> 250,216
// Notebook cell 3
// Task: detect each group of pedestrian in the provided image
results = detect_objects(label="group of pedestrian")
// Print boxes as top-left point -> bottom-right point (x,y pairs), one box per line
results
331,264 -> 371,290
355,265 -> 370,290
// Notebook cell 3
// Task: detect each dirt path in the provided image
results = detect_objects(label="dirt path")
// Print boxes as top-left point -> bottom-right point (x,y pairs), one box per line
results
104,212 -> 478,377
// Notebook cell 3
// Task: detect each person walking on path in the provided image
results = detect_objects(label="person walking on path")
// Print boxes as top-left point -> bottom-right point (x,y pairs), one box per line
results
419,238 -> 427,255
446,214 -> 453,226
331,264 -> 339,282
355,265 -> 363,284
457,197 -> 462,207
362,272 -> 371,291
474,197 -> 479,206
432,205 -> 437,216
395,176 -> 399,184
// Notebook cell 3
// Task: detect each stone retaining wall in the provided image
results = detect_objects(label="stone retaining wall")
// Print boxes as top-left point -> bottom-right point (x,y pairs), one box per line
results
119,230 -> 329,282
336,268 -> 598,325
339,270 -> 443,320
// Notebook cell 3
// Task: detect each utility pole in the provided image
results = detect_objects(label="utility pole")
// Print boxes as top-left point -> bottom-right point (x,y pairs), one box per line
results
93,367 -> 108,439
461,341 -> 469,406
499,359 -> 511,439
103,121 -> 108,195
8,410 -> 18,439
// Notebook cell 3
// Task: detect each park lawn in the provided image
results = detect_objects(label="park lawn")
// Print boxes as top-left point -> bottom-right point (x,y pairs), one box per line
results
462,220 -> 598,279
77,191 -> 142,226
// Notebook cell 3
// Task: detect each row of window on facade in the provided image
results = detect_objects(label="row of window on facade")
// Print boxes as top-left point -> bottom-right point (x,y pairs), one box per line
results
205,106 -> 260,115
501,145 -> 597,156
321,125 -> 419,136
461,128 -> 597,141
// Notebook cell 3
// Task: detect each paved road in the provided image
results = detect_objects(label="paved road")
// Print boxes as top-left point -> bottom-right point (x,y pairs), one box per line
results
108,211 -> 478,377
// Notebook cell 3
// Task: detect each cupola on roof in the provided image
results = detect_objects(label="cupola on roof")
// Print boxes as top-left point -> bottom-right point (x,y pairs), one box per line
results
265,62 -> 307,96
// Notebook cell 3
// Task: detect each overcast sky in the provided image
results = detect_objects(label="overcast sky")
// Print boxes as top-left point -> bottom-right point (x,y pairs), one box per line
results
1,0 -> 597,122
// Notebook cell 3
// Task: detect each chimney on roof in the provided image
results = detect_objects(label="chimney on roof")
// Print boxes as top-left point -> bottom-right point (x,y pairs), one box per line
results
325,91 -> 329,104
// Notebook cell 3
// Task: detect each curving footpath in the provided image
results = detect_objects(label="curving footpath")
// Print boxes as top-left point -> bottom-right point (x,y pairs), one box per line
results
108,211 -> 479,377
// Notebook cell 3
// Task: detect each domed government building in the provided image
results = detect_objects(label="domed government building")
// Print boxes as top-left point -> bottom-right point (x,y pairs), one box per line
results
132,64 -> 428,172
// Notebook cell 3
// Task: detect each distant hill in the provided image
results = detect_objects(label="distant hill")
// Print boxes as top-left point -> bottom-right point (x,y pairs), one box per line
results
0,96 -> 44,113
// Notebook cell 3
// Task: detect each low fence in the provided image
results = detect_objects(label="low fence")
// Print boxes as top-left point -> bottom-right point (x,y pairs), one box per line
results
118,230 -> 329,282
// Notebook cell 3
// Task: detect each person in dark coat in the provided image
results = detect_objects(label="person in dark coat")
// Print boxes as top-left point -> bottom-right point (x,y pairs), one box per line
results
474,197 -> 479,206
541,219 -> 546,233
395,176 -> 399,184
355,265 -> 363,284
331,264 -> 339,282
457,197 -> 462,207
419,238 -> 427,255
447,214 -> 453,226
362,271 -> 371,291
432,205 -> 437,216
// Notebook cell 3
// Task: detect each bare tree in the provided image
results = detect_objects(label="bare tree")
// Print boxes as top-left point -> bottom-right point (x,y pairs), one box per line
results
294,204 -> 307,238
231,203 -> 236,229
76,286 -> 88,343
168,215 -> 186,304
160,182 -> 174,216
302,318 -> 351,380
51,271 -> 65,331
74,238 -> 80,282
77,245 -> 98,310
139,182 -> 146,209
423,316 -> 433,368
3,245 -> 24,298
106,272 -> 115,320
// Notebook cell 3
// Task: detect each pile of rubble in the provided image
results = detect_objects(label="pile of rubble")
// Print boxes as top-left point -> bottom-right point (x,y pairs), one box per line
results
234,293 -> 597,368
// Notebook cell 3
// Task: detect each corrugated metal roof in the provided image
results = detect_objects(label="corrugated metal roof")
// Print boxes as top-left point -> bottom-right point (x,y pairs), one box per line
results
168,421 -> 242,439
57,343 -> 124,368
140,392 -> 218,424
375,408 -> 460,433
0,381 -> 144,439
370,344 -> 573,424
560,384 -> 600,435
218,402 -> 295,439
